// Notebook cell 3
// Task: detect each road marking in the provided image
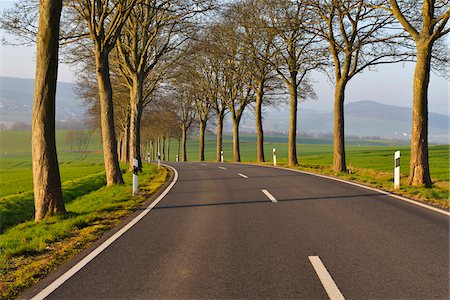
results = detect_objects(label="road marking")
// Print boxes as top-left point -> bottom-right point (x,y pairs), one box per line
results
31,165 -> 179,300
219,166 -> 226,170
238,173 -> 248,178
244,163 -> 450,217
200,163 -> 207,166
309,256 -> 345,300
262,189 -> 277,203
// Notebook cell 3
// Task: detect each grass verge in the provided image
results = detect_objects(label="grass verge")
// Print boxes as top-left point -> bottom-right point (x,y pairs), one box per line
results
0,164 -> 168,299
252,162 -> 449,210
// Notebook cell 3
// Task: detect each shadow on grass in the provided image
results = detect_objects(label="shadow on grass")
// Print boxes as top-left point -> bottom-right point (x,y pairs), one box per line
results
0,172 -> 106,233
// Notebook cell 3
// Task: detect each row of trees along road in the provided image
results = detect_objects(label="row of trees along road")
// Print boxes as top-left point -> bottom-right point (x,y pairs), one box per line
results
1,0 -> 448,221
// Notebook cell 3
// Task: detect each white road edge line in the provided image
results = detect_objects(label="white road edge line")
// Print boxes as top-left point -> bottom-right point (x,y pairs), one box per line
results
219,166 -> 227,170
240,163 -> 449,217
309,256 -> 345,300
238,173 -> 248,179
262,189 -> 277,203
31,164 -> 179,300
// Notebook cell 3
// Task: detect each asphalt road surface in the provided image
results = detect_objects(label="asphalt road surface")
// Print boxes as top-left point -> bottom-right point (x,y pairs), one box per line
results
26,162 -> 449,299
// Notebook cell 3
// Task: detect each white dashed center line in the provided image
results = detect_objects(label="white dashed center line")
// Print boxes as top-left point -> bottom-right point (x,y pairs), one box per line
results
238,173 -> 248,179
261,189 -> 277,203
219,166 -> 226,170
309,256 -> 345,300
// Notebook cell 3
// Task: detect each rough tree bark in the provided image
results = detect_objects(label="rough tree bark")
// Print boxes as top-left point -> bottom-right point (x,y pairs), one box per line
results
161,136 -> 166,161
32,0 -> 66,221
95,51 -> 124,185
177,136 -> 181,161
129,75 -> 144,171
216,113 -> 224,162
288,74 -> 298,166
333,80 -> 347,172
120,118 -> 130,163
166,137 -> 170,161
232,115 -> 242,162
409,41 -> 432,187
255,79 -> 265,162
182,124 -> 188,162
199,120 -> 207,161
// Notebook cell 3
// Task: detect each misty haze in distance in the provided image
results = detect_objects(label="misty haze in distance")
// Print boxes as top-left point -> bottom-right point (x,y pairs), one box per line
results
0,76 -> 447,143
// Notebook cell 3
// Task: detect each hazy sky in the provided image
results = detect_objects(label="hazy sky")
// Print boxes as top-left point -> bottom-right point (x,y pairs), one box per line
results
0,1 -> 448,115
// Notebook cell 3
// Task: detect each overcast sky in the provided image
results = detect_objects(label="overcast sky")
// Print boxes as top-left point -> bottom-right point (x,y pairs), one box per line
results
0,1 -> 448,115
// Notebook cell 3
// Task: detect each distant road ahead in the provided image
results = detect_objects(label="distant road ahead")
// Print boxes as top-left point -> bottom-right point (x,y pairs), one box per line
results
29,162 -> 449,299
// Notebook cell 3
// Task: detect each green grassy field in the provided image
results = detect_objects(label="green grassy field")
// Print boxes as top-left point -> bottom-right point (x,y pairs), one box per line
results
0,130 -> 104,198
1,130 -> 448,201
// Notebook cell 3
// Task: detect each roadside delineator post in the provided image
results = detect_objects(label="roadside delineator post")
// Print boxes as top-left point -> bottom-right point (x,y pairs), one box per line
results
394,150 -> 400,189
273,148 -> 277,166
176,154 -> 179,162
221,150 -> 224,163
132,158 -> 139,196
147,152 -> 151,163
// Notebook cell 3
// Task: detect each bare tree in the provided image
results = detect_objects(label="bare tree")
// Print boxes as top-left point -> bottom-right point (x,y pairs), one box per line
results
116,0 -> 176,171
207,19 -> 256,162
307,0 -> 412,172
64,0 -> 139,185
232,0 -> 281,162
32,0 -> 66,221
2,0 -> 136,185
194,35 -> 228,162
193,89 -> 212,162
262,0 -> 322,166
375,0 -> 449,186
164,86 -> 197,162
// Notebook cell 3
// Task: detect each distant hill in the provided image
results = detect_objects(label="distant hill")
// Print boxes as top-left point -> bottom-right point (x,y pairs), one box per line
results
241,100 -> 449,143
1,76 -> 448,143
0,76 -> 85,127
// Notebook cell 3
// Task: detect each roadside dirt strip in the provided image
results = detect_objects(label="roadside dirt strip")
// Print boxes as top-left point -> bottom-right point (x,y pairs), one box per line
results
25,162 -> 449,299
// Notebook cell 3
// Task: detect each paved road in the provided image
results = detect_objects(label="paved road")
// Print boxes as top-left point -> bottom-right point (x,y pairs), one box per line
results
28,162 -> 449,299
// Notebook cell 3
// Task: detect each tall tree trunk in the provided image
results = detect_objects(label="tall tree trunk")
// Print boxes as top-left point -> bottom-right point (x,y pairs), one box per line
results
149,141 -> 153,161
255,79 -> 265,162
94,51 -> 124,185
216,113 -> 224,162
157,139 -> 161,159
129,76 -> 144,171
162,136 -> 166,161
288,76 -> 298,166
120,115 -> 130,163
199,120 -> 206,161
32,0 -> 66,221
409,42 -> 432,187
153,140 -> 156,160
333,79 -> 347,172
118,137 -> 123,163
177,135 -> 181,161
232,116 -> 241,162
182,124 -> 187,162
166,137 -> 170,161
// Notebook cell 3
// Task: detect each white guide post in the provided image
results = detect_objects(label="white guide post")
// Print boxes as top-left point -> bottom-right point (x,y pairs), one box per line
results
147,152 -> 150,163
394,150 -> 400,189
176,154 -> 179,162
132,158 -> 139,196
273,148 -> 277,166
221,150 -> 224,163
